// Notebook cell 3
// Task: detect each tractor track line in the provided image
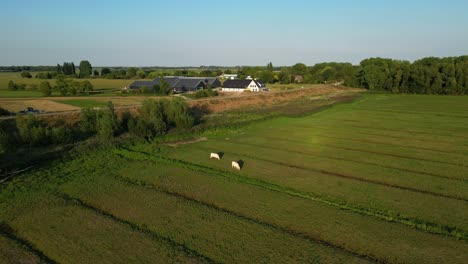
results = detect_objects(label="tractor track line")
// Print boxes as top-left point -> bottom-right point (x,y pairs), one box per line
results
270,136 -> 468,169
316,120 -> 468,141
115,147 -> 468,241
225,137 -> 467,182
196,146 -> 468,202
293,124 -> 468,146
55,192 -> 218,264
113,174 -> 382,264
328,118 -> 468,139
0,223 -> 58,264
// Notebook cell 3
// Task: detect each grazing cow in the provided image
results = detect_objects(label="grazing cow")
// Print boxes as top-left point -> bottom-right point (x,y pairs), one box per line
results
210,153 -> 221,160
232,161 -> 241,170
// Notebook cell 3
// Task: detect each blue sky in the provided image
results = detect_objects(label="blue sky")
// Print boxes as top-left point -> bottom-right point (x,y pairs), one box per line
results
1,0 -> 467,66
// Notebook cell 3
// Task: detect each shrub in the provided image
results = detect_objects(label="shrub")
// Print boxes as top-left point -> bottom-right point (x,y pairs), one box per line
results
20,71 -> 32,78
79,108 -> 98,135
39,81 -> 52,96
36,72 -> 52,79
0,107 -> 11,116
0,129 -> 15,153
128,98 -> 194,141
96,102 -> 119,140
7,81 -> 17,91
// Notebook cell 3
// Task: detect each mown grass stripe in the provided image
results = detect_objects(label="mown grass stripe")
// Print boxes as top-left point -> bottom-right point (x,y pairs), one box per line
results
217,138 -> 466,182
289,132 -> 468,156
352,108 -> 468,119
336,112 -> 468,130
295,124 -> 468,146
114,147 -> 468,241
113,174 -> 382,264
54,192 -> 218,264
196,145 -> 468,202
265,135 -> 468,169
320,121 -> 468,141
0,222 -> 58,264
328,118 -> 468,140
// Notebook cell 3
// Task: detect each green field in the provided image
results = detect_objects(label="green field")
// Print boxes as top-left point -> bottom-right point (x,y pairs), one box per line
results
0,72 -> 134,97
57,99 -> 109,108
1,94 -> 467,263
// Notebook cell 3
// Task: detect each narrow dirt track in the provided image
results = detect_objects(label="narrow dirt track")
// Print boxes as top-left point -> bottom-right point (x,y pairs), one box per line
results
0,86 -> 365,120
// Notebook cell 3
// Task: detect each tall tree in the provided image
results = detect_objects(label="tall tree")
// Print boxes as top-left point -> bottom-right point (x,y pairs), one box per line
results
39,81 -> 52,96
79,60 -> 92,78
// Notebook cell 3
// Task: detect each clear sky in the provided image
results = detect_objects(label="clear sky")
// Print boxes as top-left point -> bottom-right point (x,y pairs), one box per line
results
1,0 -> 467,66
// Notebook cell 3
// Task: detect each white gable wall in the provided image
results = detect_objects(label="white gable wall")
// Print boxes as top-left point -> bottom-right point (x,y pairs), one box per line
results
246,80 -> 260,92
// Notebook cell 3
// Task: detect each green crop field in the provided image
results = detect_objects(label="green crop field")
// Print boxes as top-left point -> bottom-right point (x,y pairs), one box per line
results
1,94 -> 467,263
0,72 -> 134,97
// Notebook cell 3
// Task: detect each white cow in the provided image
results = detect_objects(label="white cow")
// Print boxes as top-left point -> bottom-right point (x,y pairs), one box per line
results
232,161 -> 241,170
210,153 -> 221,160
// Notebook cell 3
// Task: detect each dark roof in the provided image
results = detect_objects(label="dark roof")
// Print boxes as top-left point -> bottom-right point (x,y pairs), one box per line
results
172,78 -> 204,89
128,76 -> 220,91
255,80 -> 266,87
222,79 -> 253,88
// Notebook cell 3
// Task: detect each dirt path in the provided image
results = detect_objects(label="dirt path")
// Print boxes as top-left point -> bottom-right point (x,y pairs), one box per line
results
0,86 -> 365,120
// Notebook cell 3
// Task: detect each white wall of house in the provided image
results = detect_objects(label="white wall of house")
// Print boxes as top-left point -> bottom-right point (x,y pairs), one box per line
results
246,80 -> 260,92
221,87 -> 245,92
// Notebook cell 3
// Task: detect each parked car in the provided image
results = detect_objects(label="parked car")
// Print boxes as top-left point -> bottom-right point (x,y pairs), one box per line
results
18,107 -> 41,114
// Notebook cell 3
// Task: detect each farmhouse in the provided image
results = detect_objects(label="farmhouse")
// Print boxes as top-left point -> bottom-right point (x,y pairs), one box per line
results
126,76 -> 221,93
222,79 -> 267,92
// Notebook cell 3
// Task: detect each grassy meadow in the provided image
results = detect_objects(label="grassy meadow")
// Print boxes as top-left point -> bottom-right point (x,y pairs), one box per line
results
1,94 -> 467,263
0,72 -> 134,97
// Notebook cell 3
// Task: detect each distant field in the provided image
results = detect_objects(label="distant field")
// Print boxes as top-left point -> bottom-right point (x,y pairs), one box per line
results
0,72 -> 135,97
1,94 -> 467,263
57,99 -> 110,108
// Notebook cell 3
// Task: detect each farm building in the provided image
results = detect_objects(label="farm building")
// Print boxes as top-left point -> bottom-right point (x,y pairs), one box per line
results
125,76 -> 221,93
222,79 -> 267,92
219,73 -> 238,80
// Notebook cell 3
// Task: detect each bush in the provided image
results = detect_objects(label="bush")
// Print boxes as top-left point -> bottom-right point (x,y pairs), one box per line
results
0,107 -> 11,116
128,98 -> 194,141
20,71 -> 32,78
188,88 -> 218,99
39,81 -> 52,96
79,108 -> 98,135
7,81 -> 17,91
36,72 -> 52,79
96,102 -> 119,140
0,129 -> 15,153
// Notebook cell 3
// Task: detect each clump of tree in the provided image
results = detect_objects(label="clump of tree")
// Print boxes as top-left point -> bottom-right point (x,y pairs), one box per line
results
57,62 -> 76,76
79,102 -> 119,140
128,98 -> 194,141
79,60 -> 92,78
357,56 -> 468,95
39,81 -> 52,96
7,81 -> 27,91
15,115 -> 74,147
187,88 -> 218,99
20,71 -> 32,78
55,75 -> 94,95
0,107 -> 12,116
35,72 -> 56,79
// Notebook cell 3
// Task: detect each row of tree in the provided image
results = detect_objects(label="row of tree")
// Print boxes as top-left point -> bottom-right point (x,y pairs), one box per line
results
8,79 -> 94,96
237,56 -> 468,95
0,99 -> 195,153
358,57 -> 467,94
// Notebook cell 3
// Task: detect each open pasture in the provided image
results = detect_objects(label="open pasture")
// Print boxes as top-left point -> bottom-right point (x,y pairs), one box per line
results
0,72 -> 134,98
1,94 -> 467,263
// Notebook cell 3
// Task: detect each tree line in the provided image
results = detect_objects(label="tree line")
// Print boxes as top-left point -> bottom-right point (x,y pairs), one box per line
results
8,55 -> 468,94
7,78 -> 94,96
237,56 -> 468,95
0,98 -> 195,153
